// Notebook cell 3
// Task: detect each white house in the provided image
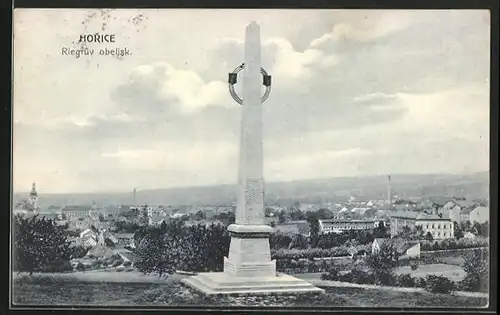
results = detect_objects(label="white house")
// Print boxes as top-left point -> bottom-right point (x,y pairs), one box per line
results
440,201 -> 463,223
319,219 -> 378,234
390,211 -> 454,240
372,238 -> 421,259
469,206 -> 489,224
463,231 -> 476,239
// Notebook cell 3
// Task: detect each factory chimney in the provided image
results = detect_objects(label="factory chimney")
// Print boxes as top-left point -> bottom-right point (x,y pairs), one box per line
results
387,175 -> 393,207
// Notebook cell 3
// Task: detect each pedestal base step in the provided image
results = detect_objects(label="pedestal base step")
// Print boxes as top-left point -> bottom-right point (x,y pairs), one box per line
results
181,272 -> 325,296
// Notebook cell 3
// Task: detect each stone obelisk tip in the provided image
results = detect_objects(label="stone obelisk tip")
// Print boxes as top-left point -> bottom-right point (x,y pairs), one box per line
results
247,21 -> 260,30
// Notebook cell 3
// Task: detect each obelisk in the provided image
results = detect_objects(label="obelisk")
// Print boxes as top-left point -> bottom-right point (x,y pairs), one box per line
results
181,22 -> 324,295
223,22 -> 275,278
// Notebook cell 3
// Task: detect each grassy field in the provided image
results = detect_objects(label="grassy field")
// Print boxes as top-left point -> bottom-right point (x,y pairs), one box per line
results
394,264 -> 466,282
12,274 -> 488,308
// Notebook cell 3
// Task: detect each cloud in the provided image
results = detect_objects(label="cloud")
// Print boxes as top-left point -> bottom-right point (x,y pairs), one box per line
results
352,92 -> 398,103
113,62 -> 230,118
12,9 -> 490,193
264,38 -> 327,81
309,10 -> 414,48
101,141 -> 237,174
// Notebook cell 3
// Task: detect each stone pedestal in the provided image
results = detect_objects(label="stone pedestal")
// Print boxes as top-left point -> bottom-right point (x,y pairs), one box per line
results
181,21 -> 323,296
182,272 -> 324,296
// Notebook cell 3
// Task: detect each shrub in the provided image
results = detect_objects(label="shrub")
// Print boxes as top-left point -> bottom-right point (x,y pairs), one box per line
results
135,221 -> 230,276
13,215 -> 73,274
424,275 -> 455,294
70,245 -> 91,259
415,277 -> 427,288
409,260 -> 419,271
459,248 -> 489,292
112,260 -> 123,267
338,272 -> 354,283
40,261 -> 73,273
376,271 -> 396,286
350,269 -> 376,285
395,274 -> 416,287
321,264 -> 340,281
123,261 -> 132,267
75,262 -> 85,271
321,270 -> 339,281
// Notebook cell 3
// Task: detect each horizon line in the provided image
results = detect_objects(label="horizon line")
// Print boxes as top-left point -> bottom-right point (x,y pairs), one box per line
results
13,170 -> 488,196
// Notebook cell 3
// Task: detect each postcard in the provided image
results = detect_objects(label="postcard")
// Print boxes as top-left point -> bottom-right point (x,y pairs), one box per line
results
11,8 -> 491,309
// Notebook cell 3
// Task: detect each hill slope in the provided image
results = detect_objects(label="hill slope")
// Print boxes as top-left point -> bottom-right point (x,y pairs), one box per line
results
13,172 -> 489,209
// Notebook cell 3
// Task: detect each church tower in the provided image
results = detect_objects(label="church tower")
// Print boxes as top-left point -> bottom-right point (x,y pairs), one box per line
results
28,182 -> 38,212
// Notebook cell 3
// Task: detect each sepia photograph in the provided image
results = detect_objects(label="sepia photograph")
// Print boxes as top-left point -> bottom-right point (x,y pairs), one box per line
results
11,9 -> 491,309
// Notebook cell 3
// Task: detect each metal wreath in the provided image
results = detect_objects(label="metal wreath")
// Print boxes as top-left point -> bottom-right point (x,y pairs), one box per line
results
228,64 -> 272,105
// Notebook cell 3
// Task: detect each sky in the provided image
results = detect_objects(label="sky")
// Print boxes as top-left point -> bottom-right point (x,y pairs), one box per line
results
13,9 -> 490,194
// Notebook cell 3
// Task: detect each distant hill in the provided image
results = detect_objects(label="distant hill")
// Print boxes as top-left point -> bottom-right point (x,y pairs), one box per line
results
13,172 -> 489,210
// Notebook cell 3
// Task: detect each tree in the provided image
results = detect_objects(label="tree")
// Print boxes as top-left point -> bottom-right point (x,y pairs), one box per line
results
472,222 -> 489,238
425,231 -> 434,241
464,220 -> 472,232
135,221 -> 230,277
307,214 -> 320,248
454,222 -> 464,239
288,234 -> 309,250
365,241 -> 399,284
213,211 -> 235,226
460,248 -> 489,292
113,220 -> 140,233
13,214 -> 73,274
398,225 -> 424,240
269,232 -> 292,250
265,207 -> 273,217
290,209 -> 306,221
278,211 -> 286,224
373,221 -> 387,238
312,208 -> 334,220
194,210 -> 206,221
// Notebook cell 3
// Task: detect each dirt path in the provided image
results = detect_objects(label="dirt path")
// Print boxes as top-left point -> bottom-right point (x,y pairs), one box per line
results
13,271 -> 183,284
306,279 -> 488,298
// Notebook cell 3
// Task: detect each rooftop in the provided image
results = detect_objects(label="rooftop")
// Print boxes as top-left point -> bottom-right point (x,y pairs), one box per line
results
62,205 -> 92,212
390,211 -> 451,220
374,238 -> 420,255
320,219 -> 375,223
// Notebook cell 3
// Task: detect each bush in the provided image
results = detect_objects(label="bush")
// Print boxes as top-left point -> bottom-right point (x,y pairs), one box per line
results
338,272 -> 354,283
410,260 -> 419,271
350,269 -> 376,285
123,261 -> 132,267
112,260 -> 123,267
459,248 -> 489,292
424,275 -> 455,294
13,215 -> 73,274
135,221 -> 230,276
321,268 -> 340,281
40,261 -> 73,273
415,277 -> 427,288
376,271 -> 396,286
395,274 -> 416,287
70,245 -> 91,259
75,262 -> 85,271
